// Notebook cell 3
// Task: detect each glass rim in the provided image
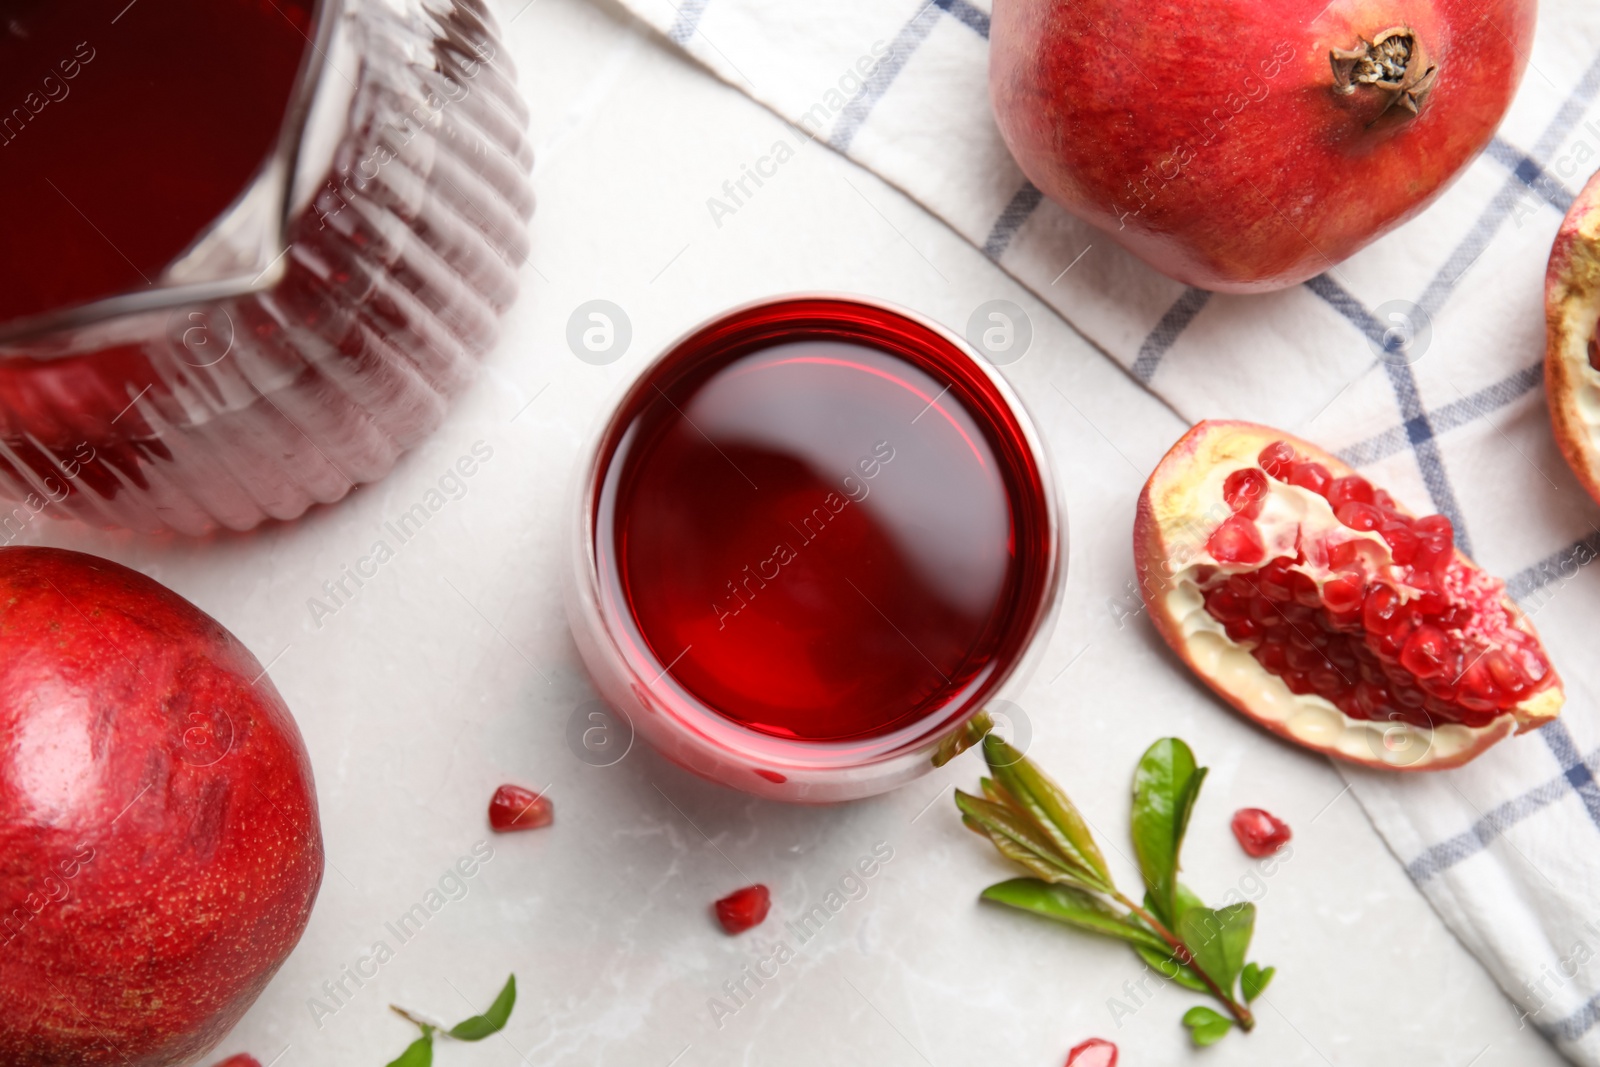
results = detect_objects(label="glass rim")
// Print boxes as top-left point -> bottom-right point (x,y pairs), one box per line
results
0,0 -> 342,347
570,292 -> 1067,772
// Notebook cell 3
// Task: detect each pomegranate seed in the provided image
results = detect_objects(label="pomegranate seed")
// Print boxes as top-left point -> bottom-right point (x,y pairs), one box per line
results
1288,569 -> 1321,607
1322,573 -> 1365,614
1326,475 -> 1374,510
1372,488 -> 1397,509
1205,587 -> 1249,622
1255,557 -> 1292,599
1207,514 -> 1265,565
1399,626 -> 1449,678
1378,522 -> 1418,564
715,884 -> 772,934
1224,467 -> 1269,518
1256,640 -> 1289,671
1287,461 -> 1332,496
1258,440 -> 1296,478
1285,640 -> 1323,672
1284,670 -> 1314,694
488,784 -> 553,832
1232,808 -> 1292,857
1065,1038 -> 1118,1067
1485,649 -> 1529,697
1414,514 -> 1454,544
1335,502 -> 1383,532
1225,617 -> 1263,643
212,1058 -> 262,1067
1362,583 -> 1404,635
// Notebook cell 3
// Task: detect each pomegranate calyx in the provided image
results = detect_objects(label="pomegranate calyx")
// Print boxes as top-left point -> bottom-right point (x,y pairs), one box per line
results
1331,28 -> 1438,117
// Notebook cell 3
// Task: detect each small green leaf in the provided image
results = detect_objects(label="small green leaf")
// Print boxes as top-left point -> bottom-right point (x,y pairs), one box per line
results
933,711 -> 993,767
980,878 -> 1171,954
955,790 -> 1103,891
1133,943 -> 1209,992
386,1030 -> 434,1067
1241,962 -> 1276,1003
1178,903 -> 1255,996
982,735 -> 1113,888
1131,738 -> 1206,925
1182,1005 -> 1234,1046
448,975 -> 517,1041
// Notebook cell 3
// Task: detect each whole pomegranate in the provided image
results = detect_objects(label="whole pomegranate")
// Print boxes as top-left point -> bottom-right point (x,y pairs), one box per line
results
0,548 -> 323,1067
990,0 -> 1536,292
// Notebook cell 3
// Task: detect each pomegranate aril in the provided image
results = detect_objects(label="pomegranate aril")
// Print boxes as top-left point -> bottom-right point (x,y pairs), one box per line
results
1232,808 -> 1292,857
1363,584 -> 1404,634
1372,488 -> 1397,509
1288,569 -> 1321,607
488,784 -> 553,832
1207,514 -> 1265,564
1224,467 -> 1269,518
1327,475 -> 1374,510
1257,558 -> 1294,599
1226,617 -> 1263,643
1205,587 -> 1249,622
1400,626 -> 1450,678
1379,522 -> 1418,564
1414,514 -> 1454,544
1310,668 -> 1347,698
1335,502 -> 1383,532
715,884 -> 772,934
1065,1037 -> 1119,1067
1322,574 -> 1365,614
1285,640 -> 1324,672
1328,539 -> 1366,572
1284,670 -> 1314,694
1249,595 -> 1285,628
1288,461 -> 1332,496
1256,641 -> 1289,672
1259,440 -> 1296,478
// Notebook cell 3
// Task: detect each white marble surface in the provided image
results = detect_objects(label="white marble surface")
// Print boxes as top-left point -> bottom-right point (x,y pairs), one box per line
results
24,2 -> 1570,1064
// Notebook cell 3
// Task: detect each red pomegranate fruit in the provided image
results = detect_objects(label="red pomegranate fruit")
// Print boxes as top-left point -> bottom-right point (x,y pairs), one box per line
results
989,0 -> 1535,292
1134,422 -> 1562,769
713,884 -> 771,935
1546,168 -> 1600,503
0,548 -> 323,1067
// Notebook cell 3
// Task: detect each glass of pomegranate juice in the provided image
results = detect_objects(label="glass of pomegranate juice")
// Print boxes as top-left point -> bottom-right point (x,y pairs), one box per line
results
0,0 -> 533,535
567,297 -> 1064,801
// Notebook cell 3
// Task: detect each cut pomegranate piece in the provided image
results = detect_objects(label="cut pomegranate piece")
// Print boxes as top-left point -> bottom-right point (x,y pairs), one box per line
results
1064,1037 -> 1118,1067
1135,421 -> 1563,770
1545,171 -> 1600,506
488,784 -> 553,832
714,884 -> 771,934
1231,808 -> 1292,857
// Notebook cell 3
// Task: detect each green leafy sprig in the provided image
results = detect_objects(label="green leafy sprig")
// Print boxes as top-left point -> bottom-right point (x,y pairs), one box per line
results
954,735 -> 1274,1045
386,974 -> 517,1066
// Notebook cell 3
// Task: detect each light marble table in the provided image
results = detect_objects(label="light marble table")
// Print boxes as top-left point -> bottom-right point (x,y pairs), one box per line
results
25,1 -> 1569,1064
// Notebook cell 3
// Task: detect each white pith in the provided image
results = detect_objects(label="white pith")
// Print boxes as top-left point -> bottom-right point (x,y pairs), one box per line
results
1151,446 -> 1556,769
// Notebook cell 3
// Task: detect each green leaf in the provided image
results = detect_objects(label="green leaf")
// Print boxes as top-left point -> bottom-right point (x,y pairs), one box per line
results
386,1030 -> 434,1067
1133,943 -> 1209,993
933,711 -> 993,767
1182,1005 -> 1234,1046
1130,738 -> 1207,925
982,735 -> 1113,889
1241,962 -> 1275,1003
980,878 -> 1172,954
448,975 -> 517,1041
1177,903 -> 1255,996
955,790 -> 1101,890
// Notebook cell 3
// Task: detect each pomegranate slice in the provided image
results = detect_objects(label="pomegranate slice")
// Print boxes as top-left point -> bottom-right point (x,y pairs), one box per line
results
1231,808 -> 1292,857
488,784 -> 553,832
714,884 -> 772,934
1546,170 -> 1600,505
1065,1038 -> 1117,1067
1135,421 -> 1563,770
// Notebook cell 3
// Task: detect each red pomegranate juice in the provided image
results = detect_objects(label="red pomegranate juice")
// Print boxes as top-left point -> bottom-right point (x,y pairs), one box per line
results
0,0 -> 312,324
593,299 -> 1054,745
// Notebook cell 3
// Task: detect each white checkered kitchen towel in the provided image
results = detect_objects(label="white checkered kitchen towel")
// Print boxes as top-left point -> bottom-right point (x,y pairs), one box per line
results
613,0 -> 1600,1059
